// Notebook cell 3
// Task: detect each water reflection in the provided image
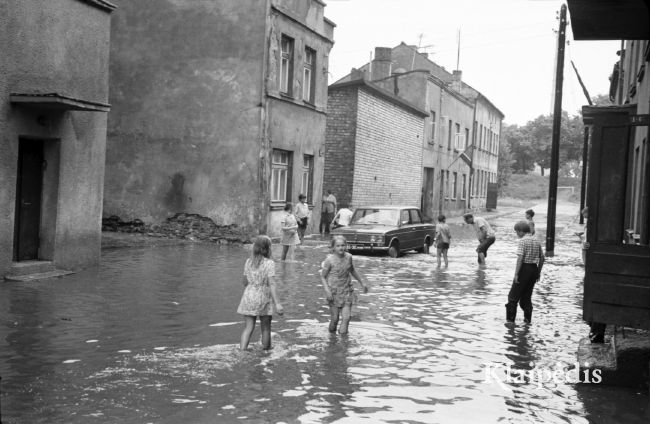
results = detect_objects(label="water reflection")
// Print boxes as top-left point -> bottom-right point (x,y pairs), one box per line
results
0,233 -> 647,423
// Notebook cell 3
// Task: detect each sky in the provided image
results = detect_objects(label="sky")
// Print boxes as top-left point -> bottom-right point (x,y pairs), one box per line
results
324,0 -> 621,125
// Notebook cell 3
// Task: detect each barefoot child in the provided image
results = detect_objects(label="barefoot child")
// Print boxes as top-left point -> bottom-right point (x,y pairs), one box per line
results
237,236 -> 284,350
506,221 -> 544,324
320,236 -> 368,334
435,214 -> 451,267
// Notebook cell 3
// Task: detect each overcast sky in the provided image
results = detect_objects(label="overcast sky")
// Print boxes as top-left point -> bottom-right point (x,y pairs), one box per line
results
324,0 -> 620,125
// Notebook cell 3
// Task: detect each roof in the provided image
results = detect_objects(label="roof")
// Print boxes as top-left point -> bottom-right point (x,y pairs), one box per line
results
568,0 -> 650,40
10,93 -> 110,112
329,79 -> 429,118
76,0 -> 116,13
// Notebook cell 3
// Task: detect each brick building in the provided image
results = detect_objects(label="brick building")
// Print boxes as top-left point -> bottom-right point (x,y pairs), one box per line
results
0,0 -> 114,279
324,78 -> 427,210
332,44 -> 503,218
104,0 -> 334,238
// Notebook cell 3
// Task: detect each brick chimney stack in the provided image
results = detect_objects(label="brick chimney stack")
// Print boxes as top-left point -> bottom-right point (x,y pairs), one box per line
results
371,47 -> 392,80
350,68 -> 367,81
452,70 -> 463,91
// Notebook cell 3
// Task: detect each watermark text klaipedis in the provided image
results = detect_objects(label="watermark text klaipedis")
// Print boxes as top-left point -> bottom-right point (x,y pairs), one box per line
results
484,362 -> 602,391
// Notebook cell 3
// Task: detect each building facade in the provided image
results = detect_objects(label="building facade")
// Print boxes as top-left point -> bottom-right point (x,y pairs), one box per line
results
0,0 -> 114,278
567,0 -> 650,332
324,79 -> 427,210
331,45 -> 503,218
104,0 -> 334,237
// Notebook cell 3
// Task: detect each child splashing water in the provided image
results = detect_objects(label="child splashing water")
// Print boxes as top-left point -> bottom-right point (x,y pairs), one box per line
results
237,236 -> 284,350
320,236 -> 368,334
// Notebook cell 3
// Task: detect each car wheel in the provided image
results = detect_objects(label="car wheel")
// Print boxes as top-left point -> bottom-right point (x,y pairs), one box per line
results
422,240 -> 430,254
388,242 -> 400,258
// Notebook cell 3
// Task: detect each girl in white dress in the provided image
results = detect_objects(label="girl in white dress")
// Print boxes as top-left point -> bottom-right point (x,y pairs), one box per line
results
237,236 -> 284,350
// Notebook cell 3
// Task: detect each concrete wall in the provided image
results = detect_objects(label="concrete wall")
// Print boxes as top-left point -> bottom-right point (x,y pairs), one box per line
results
104,0 -> 267,229
352,89 -> 425,207
0,0 -> 111,275
323,87 -> 359,210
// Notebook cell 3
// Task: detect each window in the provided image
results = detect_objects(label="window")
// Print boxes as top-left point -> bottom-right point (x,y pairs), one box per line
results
445,171 -> 449,199
461,174 -> 466,199
303,47 -> 315,102
465,128 -> 470,149
429,111 -> 436,144
301,154 -> 314,203
454,123 -> 461,150
452,172 -> 458,199
479,124 -> 483,149
280,35 -> 294,95
409,209 -> 422,224
440,170 -> 445,199
400,209 -> 410,225
448,120 -> 453,149
271,149 -> 292,202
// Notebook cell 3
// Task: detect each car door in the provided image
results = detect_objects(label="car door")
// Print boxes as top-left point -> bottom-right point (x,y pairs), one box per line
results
409,209 -> 427,246
398,209 -> 415,249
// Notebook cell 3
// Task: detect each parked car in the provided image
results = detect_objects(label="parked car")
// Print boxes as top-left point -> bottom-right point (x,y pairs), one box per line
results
331,206 -> 436,257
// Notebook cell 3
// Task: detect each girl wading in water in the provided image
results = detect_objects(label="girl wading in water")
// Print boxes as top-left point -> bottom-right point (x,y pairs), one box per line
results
320,235 -> 368,335
237,236 -> 284,350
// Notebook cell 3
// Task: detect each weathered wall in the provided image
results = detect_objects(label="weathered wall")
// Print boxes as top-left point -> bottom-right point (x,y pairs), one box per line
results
323,87 -> 359,210
0,0 -> 111,276
104,0 -> 267,229
352,88 -> 425,207
264,2 -> 334,237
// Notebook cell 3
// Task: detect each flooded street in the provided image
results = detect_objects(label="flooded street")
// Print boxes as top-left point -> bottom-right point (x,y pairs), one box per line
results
1,211 -> 648,423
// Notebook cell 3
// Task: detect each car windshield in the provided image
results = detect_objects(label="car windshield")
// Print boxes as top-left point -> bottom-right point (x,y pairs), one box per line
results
350,209 -> 399,226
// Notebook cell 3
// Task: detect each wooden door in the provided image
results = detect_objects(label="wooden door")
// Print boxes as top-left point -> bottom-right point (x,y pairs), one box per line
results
422,168 -> 434,220
583,106 -> 650,330
13,140 -> 44,261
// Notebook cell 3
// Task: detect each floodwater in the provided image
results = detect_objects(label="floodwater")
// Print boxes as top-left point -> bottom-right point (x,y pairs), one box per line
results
1,223 -> 648,423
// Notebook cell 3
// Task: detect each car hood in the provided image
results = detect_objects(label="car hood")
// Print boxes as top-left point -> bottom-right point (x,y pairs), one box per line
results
332,225 -> 396,234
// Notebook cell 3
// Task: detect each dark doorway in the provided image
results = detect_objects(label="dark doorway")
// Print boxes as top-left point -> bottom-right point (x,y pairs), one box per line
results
422,167 -> 434,220
14,139 -> 44,261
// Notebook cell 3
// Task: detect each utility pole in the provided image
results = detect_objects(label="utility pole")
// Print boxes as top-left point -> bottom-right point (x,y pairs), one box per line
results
546,3 -> 567,257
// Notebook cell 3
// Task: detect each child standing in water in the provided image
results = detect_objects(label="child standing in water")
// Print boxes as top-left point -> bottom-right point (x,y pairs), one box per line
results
525,209 -> 536,236
237,236 -> 284,350
435,214 -> 451,267
320,236 -> 368,334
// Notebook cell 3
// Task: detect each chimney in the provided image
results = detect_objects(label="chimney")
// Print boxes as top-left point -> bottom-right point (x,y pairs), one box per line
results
371,47 -> 392,80
452,70 -> 463,91
350,67 -> 367,81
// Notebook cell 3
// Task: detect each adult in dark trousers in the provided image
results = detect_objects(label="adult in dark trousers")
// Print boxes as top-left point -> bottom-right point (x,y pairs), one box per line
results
319,190 -> 337,235
507,221 -> 545,323
463,213 -> 496,265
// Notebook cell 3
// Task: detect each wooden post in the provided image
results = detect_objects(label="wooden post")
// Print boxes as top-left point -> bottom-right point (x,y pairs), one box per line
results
579,126 -> 589,224
546,4 -> 567,256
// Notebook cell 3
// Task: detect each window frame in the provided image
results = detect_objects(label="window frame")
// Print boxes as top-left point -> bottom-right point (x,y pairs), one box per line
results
280,35 -> 294,96
271,149 -> 292,204
461,174 -> 467,200
301,154 -> 314,204
452,171 -> 458,200
303,47 -> 316,103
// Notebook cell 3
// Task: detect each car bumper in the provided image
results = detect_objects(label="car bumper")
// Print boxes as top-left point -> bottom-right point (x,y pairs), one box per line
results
347,243 -> 388,251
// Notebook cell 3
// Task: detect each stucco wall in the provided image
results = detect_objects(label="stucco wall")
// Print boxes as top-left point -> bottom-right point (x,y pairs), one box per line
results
0,0 -> 111,275
104,0 -> 267,228
352,89 -> 425,207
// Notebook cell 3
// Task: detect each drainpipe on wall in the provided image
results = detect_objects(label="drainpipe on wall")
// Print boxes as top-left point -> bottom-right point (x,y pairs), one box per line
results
258,0 -> 273,235
467,98 -> 478,211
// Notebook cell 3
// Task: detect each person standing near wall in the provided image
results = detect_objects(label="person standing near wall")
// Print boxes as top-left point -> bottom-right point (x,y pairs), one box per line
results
294,194 -> 311,242
281,203 -> 300,261
319,190 -> 337,235
332,204 -> 353,229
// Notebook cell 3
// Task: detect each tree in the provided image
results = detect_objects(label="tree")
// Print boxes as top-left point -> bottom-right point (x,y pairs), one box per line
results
497,136 -> 513,195
502,124 -> 535,173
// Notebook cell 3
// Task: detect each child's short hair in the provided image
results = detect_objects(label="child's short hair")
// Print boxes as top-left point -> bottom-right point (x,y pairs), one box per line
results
525,209 -> 535,218
330,235 -> 347,249
514,221 -> 531,233
251,235 -> 272,266
298,194 -> 306,200
463,213 -> 473,220
284,202 -> 293,212
437,214 -> 446,222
